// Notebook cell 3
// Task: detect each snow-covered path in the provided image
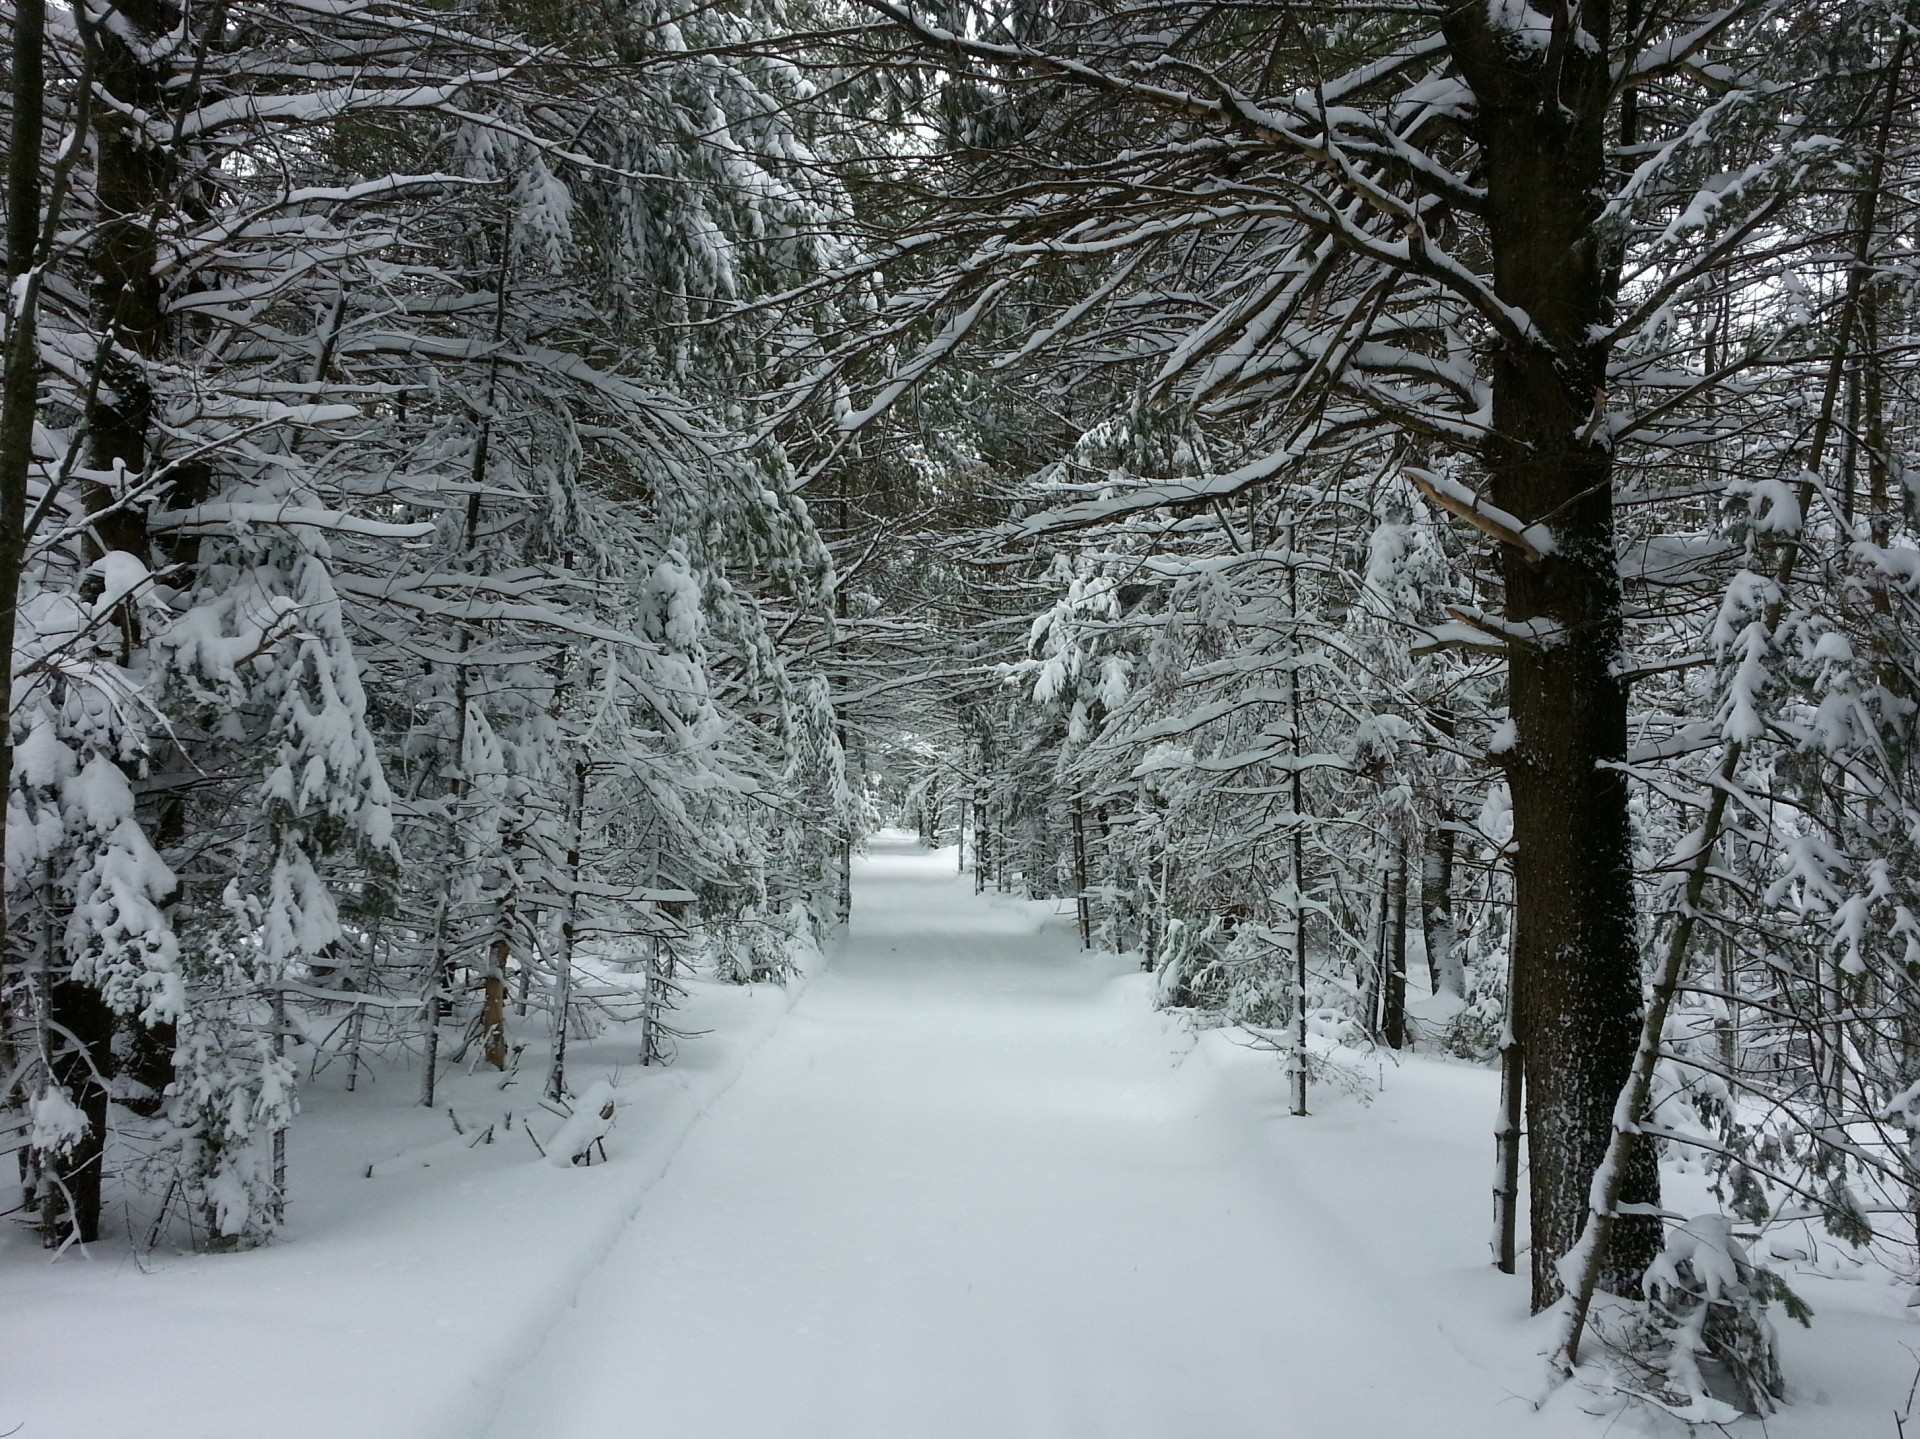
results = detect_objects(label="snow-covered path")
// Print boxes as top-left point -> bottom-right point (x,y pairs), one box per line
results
8,836 -> 1902,1439
479,836 -> 1547,1439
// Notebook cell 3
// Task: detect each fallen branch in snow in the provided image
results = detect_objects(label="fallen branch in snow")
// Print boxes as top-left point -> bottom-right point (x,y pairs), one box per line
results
1895,1353 -> 1920,1438
547,1079 -> 619,1167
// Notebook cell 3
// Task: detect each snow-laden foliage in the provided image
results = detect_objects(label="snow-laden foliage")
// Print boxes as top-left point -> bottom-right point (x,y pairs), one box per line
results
753,0 -> 1920,1411
2,0 -> 849,1249
4,0 -> 1920,1424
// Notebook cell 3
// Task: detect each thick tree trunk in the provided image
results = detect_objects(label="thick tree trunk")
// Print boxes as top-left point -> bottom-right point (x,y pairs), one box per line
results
1444,5 -> 1661,1310
42,979 -> 112,1242
26,0 -> 184,1247
0,0 -> 48,1100
85,1 -> 175,557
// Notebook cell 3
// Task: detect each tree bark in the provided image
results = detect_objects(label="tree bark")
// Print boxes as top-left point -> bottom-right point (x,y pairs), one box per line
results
973,782 -> 991,894
1421,821 -> 1461,998
28,0 -> 185,1247
84,1 -> 176,558
1364,863 -> 1390,1041
1494,1027 -> 1524,1274
1420,707 -> 1462,1004
550,760 -> 587,1102
1289,543 -> 1310,1114
482,931 -> 511,1071
1382,844 -> 1408,1051
1071,803 -> 1091,948
1443,4 -> 1662,1310
0,0 -> 48,1099
41,979 -> 112,1242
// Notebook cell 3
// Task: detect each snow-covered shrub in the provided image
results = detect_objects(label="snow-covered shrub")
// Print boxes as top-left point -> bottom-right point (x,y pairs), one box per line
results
1640,1215 -> 1805,1419
1217,924 -> 1293,1029
170,994 -> 297,1250
1152,916 -> 1228,1011
709,899 -> 818,985
1441,963 -> 1506,1062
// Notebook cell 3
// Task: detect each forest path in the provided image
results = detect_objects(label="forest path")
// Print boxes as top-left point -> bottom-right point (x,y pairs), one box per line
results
478,834 -> 1547,1439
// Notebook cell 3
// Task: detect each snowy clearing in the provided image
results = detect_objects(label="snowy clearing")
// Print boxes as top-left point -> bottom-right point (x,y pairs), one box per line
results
3,836 -> 1914,1438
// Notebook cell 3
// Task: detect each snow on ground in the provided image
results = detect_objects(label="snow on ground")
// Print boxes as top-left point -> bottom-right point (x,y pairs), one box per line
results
0,945 -> 820,1439
4,833 -> 1915,1438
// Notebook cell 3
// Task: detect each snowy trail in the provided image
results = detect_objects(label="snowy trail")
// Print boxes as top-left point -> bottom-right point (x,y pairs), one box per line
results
477,837 -> 1548,1439
4,838 -> 1906,1439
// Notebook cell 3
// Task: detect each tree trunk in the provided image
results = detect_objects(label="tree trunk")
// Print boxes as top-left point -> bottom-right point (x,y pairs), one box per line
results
1382,845 -> 1408,1051
1493,1027 -> 1524,1274
550,761 -> 587,1102
1071,804 -> 1091,948
83,0 -> 175,559
973,783 -> 990,894
1422,819 -> 1461,999
421,892 -> 450,1109
28,0 -> 183,1247
0,0 -> 48,1106
1444,7 -> 1662,1310
41,979 -> 113,1243
1364,864 -> 1390,1040
482,930 -> 511,1071
1289,545 -> 1310,1114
